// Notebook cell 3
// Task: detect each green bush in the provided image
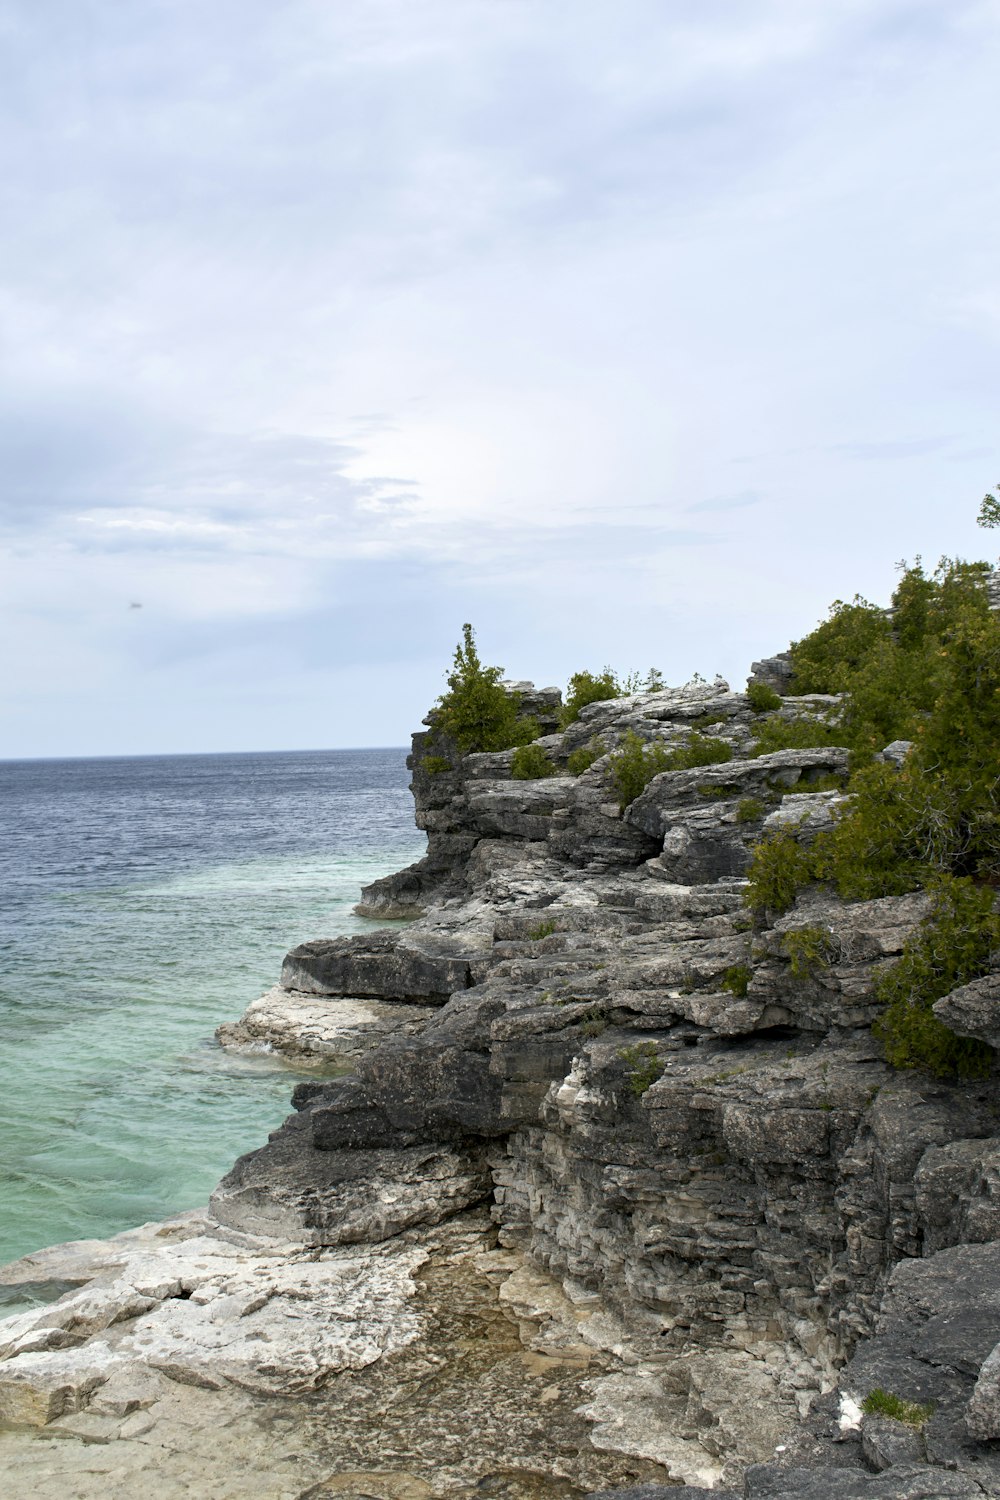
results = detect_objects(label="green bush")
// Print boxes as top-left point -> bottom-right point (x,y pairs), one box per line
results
566,737 -> 606,776
433,624 -> 538,754
736,797 -> 765,824
782,925 -> 832,979
560,669 -> 620,727
511,743 -> 558,780
745,828 -> 814,914
721,964 -> 750,997
746,682 -> 783,713
750,713 -> 840,757
872,876 -> 997,1077
607,731 -> 673,809
670,732 -> 733,770
421,754 -> 453,776
607,730 -> 733,810
619,1041 -> 663,1096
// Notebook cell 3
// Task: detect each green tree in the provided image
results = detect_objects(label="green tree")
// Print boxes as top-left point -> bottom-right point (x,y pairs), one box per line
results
433,624 -> 537,754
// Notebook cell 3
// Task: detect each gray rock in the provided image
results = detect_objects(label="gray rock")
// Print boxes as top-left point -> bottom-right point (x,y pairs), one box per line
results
933,972 -> 1000,1050
744,1463 -> 984,1497
878,740 -> 915,768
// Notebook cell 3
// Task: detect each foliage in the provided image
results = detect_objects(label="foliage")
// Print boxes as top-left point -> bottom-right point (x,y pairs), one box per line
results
560,669 -> 620,727
606,731 -> 674,809
736,797 -> 765,824
434,624 -> 538,754
721,964 -> 750,998
606,730 -> 732,810
511,743 -> 558,780
789,596 -> 892,695
669,732 -> 733,770
872,876 -> 997,1077
978,485 -> 1000,528
750,713 -> 840,757
421,755 -> 453,776
746,681 -> 783,713
619,1041 -> 663,1096
528,919 -> 558,940
782,925 -> 832,980
566,737 -> 606,776
745,828 -> 814,914
861,1389 -> 934,1426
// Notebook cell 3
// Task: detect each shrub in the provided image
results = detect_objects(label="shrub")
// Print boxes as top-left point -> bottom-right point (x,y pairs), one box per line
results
421,754 -> 452,776
750,713 -> 840,757
607,731 -> 733,810
607,731 -> 673,809
560,669 -> 620,727
746,682 -> 783,713
721,964 -> 750,997
566,737 -> 606,776
872,875 -> 997,1077
736,797 -> 765,824
670,732 -> 733,770
619,1041 -> 663,1096
782,925 -> 832,979
745,828 -> 814,914
433,624 -> 538,754
511,743 -> 558,780
861,1389 -> 934,1426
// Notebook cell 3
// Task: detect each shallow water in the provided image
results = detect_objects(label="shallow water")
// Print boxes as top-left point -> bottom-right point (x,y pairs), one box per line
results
0,748 -> 426,1263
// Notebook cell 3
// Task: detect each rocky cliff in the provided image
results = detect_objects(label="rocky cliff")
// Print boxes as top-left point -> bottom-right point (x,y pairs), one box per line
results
5,669 -> 1000,1499
210,676 -> 1000,1495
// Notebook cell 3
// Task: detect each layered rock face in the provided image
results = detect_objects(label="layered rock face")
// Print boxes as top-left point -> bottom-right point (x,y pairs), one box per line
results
210,680 -> 1000,1495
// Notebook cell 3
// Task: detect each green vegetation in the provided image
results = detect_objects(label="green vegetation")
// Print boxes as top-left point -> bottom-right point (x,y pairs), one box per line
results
421,754 -> 453,776
528,919 -> 558,940
736,797 -> 765,824
606,730 -> 733,809
721,964 -> 751,998
606,731 -> 674,808
750,713 -> 840,756
746,681 -> 783,713
745,828 -> 815,914
860,1389 -> 934,1427
872,876 -> 997,1077
433,624 -> 538,754
511,743 -> 558,780
566,737 -> 606,776
782,925 -> 832,980
560,666 -> 666,727
560,669 -> 619,727
619,1041 -> 663,1096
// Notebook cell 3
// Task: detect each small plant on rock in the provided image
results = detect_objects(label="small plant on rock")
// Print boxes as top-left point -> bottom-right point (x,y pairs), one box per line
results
737,796 -> 765,824
619,1040 -> 663,1096
746,682 -> 783,713
860,1389 -> 934,1427
528,919 -> 558,940
560,669 -> 620,727
511,743 -> 558,780
421,754 -> 453,776
566,737 -> 606,776
721,964 -> 751,998
781,925 -> 833,980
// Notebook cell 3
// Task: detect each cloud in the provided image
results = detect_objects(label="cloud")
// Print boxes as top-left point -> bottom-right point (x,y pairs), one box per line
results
686,490 -> 763,515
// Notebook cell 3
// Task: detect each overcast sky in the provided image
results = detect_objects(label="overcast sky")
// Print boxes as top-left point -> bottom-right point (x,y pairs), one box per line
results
2,0 -> 999,756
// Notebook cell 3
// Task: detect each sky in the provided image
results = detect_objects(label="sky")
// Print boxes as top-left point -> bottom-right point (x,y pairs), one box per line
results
2,0 -> 999,756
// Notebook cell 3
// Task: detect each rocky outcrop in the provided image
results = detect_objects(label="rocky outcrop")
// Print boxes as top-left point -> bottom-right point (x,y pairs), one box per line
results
8,673 -> 1000,1497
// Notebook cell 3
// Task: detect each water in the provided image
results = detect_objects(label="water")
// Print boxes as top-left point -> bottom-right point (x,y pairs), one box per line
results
0,749 -> 426,1265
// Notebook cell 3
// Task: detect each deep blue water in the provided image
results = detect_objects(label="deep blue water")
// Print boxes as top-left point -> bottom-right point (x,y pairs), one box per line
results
0,748 -> 425,1265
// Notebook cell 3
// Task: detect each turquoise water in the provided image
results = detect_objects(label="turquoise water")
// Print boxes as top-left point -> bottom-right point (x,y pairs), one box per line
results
0,749 -> 425,1265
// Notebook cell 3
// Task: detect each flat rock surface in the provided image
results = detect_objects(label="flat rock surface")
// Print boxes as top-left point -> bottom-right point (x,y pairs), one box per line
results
0,1210 -> 671,1500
